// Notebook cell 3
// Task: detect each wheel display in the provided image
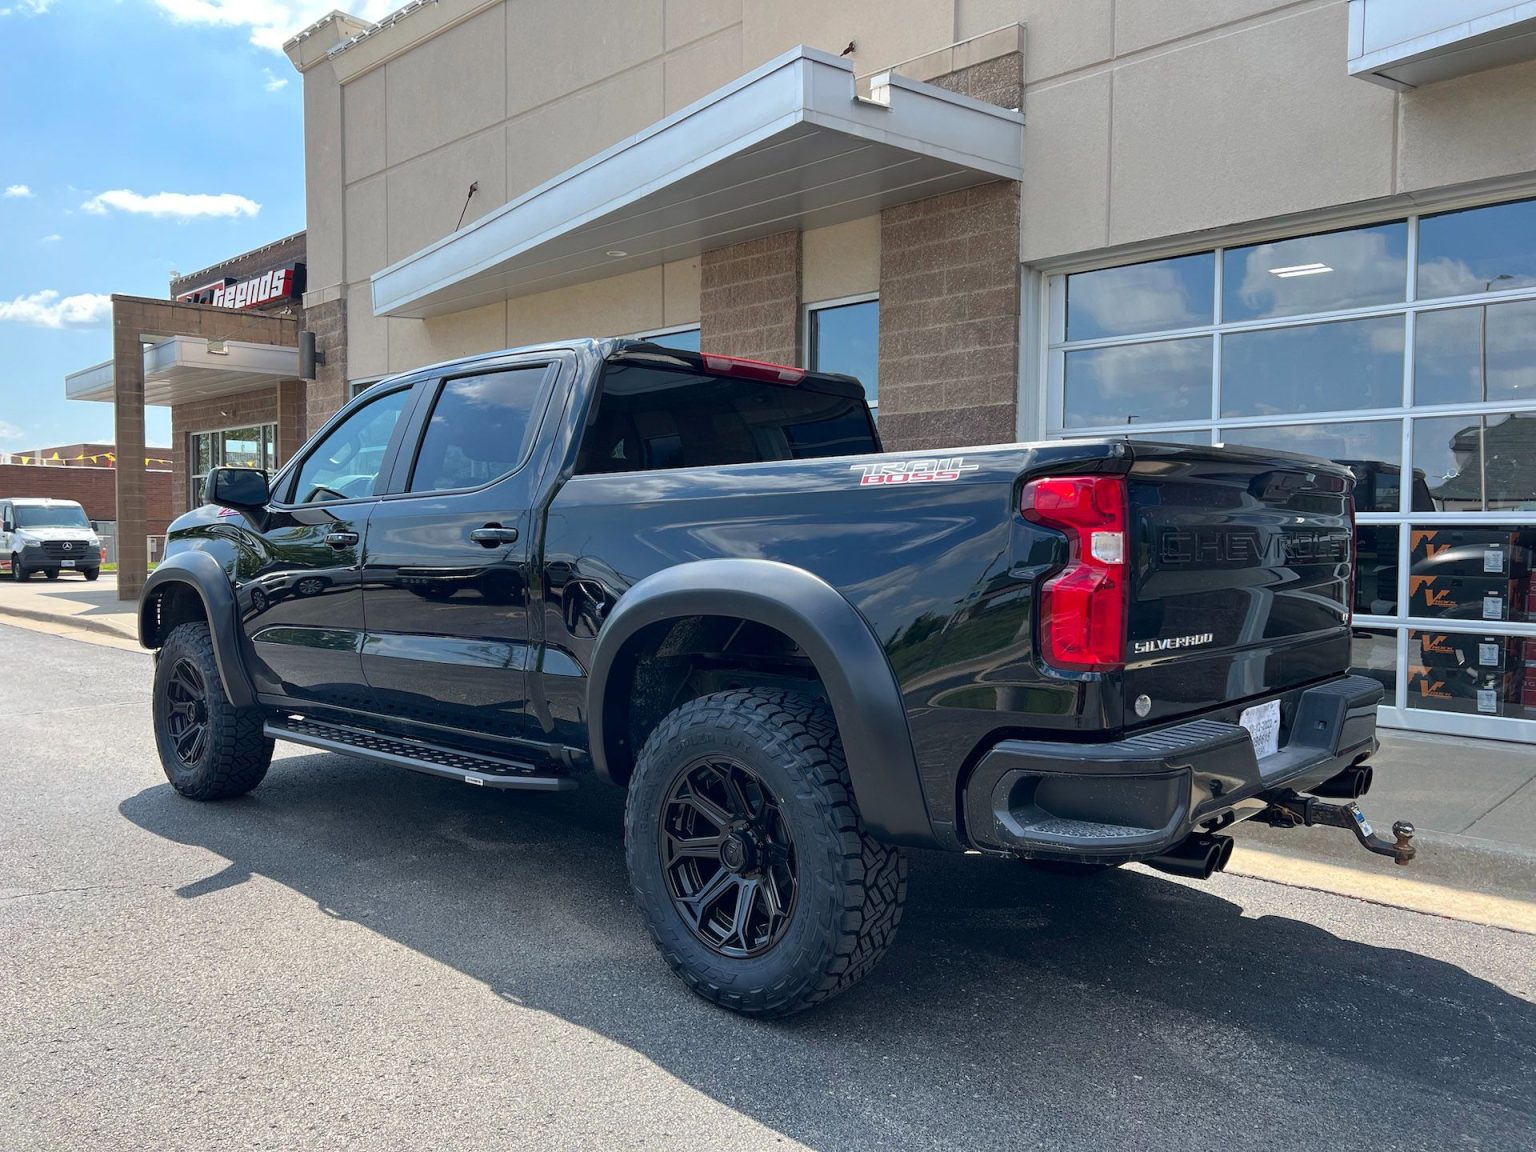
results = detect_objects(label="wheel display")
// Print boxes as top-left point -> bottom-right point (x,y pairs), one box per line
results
625,689 -> 906,1017
152,622 -> 274,800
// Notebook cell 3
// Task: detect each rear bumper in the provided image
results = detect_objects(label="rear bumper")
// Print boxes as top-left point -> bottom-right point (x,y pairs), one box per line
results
961,675 -> 1382,861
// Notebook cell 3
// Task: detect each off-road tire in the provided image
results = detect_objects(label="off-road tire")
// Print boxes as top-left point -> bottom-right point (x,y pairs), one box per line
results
152,621 -> 273,800
625,689 -> 906,1017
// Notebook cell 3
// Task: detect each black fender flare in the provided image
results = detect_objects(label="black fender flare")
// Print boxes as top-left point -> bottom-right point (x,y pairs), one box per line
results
139,551 -> 257,709
587,558 -> 935,847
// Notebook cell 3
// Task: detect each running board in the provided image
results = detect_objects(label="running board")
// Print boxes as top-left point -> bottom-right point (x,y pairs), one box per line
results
265,716 -> 575,791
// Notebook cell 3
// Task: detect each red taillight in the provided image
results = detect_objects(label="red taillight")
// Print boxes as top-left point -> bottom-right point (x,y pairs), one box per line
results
702,353 -> 805,384
1021,475 -> 1128,672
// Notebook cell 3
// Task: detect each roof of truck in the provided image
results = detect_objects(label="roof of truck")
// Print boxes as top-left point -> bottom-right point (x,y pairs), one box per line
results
4,497 -> 87,507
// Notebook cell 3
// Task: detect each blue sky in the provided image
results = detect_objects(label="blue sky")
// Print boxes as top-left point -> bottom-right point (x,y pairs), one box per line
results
0,0 -> 390,453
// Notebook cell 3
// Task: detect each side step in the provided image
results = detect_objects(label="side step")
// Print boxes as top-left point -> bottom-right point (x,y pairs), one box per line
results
265,716 -> 575,791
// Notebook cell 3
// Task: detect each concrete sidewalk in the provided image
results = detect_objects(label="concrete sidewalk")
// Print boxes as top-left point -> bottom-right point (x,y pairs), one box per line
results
1,576 -> 1531,900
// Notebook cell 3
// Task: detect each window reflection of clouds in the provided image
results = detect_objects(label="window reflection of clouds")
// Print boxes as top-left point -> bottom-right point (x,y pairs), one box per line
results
1066,253 -> 1213,341
1064,337 -> 1211,427
1221,317 -> 1403,417
1226,223 -> 1405,321
1220,420 -> 1402,470
1415,300 -> 1536,406
1418,199 -> 1536,299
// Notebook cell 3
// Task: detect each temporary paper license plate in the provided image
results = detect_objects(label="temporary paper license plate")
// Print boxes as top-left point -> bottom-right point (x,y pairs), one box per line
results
60,559 -> 75,568
1239,699 -> 1281,760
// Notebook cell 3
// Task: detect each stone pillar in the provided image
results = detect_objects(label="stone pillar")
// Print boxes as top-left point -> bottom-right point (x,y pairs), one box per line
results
303,294 -> 349,431
111,302 -> 147,602
275,378 -> 307,465
698,231 -> 802,363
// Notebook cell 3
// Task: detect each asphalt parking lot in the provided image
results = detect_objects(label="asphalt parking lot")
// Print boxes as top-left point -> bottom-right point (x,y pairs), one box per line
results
2,622 -> 1533,1150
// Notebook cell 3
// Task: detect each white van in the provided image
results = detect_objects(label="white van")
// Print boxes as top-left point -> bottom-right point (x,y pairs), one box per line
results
0,498 -> 103,581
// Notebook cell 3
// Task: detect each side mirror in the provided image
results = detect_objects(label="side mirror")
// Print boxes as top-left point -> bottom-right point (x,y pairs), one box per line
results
1,520 -> 12,534
207,466 -> 271,510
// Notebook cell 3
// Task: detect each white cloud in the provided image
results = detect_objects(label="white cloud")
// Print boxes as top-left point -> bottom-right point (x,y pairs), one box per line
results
262,67 -> 288,92
0,419 -> 22,442
80,189 -> 260,219
0,290 -> 112,329
38,233 -> 61,243
3,184 -> 34,198
150,1 -> 400,54
0,1 -> 55,17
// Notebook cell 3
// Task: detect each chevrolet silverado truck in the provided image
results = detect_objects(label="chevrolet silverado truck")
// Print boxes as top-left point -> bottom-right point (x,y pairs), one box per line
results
138,338 -> 1415,1016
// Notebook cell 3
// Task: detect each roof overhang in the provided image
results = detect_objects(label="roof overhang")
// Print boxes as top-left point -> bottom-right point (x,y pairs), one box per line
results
1348,0 -> 1536,89
371,45 -> 1024,320
66,335 -> 300,406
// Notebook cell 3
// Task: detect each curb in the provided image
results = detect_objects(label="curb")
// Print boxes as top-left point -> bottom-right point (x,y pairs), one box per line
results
0,605 -> 139,645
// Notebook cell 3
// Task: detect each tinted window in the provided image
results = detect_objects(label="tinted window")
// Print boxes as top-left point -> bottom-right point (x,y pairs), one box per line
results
1413,412 -> 1536,512
1223,222 -> 1406,321
1063,337 -> 1211,428
1418,198 -> 1536,299
409,366 -> 552,493
808,300 -> 879,405
643,329 -> 701,353
291,387 -> 409,504
1221,316 -> 1403,417
1066,253 -> 1213,340
577,365 -> 877,475
14,503 -> 90,528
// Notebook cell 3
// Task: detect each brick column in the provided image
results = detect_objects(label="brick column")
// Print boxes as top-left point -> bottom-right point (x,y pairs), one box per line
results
304,295 -> 349,431
275,378 -> 307,465
699,231 -> 801,363
876,48 -> 1023,452
111,303 -> 147,602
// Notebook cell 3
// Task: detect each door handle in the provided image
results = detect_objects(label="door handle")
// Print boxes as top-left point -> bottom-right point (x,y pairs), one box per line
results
324,531 -> 359,549
470,525 -> 519,547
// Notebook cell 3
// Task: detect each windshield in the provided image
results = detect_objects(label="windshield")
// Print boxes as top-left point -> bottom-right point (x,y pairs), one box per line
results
14,504 -> 90,529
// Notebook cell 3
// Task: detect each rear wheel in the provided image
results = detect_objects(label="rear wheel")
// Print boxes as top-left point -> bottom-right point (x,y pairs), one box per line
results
152,622 -> 273,800
625,689 -> 906,1017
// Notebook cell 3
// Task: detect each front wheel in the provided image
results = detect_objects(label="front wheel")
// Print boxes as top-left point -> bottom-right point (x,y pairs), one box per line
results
44,569 -> 60,581
11,554 -> 29,581
82,569 -> 100,582
625,689 -> 906,1017
152,621 -> 273,800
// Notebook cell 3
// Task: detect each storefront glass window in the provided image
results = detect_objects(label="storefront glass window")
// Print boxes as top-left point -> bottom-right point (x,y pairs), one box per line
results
1223,221 -> 1406,321
190,422 -> 276,505
1417,198 -> 1536,299
641,327 -> 700,353
807,299 -> 878,408
1046,197 -> 1536,735
1221,317 -> 1403,417
1064,337 -> 1210,428
1413,299 -> 1536,407
1065,253 -> 1213,340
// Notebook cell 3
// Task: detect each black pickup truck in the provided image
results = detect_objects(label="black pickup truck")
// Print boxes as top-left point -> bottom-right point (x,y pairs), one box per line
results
139,338 -> 1414,1015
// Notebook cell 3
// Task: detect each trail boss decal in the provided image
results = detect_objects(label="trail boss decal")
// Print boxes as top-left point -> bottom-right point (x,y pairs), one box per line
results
1133,632 -> 1215,656
850,458 -> 980,487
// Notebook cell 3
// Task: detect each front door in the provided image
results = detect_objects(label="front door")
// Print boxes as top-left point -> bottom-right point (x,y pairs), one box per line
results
360,359 -> 561,745
240,382 -> 416,707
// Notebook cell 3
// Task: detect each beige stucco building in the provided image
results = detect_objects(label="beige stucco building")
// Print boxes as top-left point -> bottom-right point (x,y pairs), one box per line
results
270,0 -> 1536,741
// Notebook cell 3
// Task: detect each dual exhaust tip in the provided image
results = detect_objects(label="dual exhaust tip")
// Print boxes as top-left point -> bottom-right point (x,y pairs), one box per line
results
1145,834 -> 1235,881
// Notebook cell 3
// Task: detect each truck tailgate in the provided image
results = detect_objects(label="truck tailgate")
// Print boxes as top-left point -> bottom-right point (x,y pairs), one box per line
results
1123,443 -> 1354,728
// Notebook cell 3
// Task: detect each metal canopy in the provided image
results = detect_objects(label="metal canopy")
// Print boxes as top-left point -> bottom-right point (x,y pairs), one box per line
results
66,335 -> 301,406
371,45 -> 1025,320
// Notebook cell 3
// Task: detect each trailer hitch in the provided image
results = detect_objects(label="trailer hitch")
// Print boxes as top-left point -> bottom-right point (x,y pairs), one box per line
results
1258,790 -> 1417,866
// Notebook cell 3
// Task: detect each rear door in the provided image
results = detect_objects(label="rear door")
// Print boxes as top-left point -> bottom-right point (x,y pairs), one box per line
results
1123,443 -> 1354,728
359,355 -> 565,744
240,381 -> 418,705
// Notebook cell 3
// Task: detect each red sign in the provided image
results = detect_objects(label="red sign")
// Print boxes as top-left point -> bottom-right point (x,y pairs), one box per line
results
177,264 -> 304,310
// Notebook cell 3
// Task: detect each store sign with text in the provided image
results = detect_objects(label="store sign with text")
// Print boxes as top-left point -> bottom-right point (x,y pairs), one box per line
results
177,263 -> 306,310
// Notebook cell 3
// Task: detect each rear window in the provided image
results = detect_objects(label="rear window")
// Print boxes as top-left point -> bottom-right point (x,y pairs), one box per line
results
576,364 -> 877,475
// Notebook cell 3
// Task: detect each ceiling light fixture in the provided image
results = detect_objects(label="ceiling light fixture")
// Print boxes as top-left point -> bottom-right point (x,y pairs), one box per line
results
605,249 -> 628,257
1268,262 -> 1333,278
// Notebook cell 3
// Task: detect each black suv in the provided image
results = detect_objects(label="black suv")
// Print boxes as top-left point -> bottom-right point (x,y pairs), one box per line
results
139,339 -> 1411,1015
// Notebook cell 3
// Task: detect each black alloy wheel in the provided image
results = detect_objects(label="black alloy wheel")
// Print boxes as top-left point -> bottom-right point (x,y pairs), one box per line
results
659,757 -> 797,959
164,657 -> 211,767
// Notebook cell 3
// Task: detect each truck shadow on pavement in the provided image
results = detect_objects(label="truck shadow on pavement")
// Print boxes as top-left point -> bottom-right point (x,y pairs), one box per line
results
119,751 -> 1536,1149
